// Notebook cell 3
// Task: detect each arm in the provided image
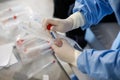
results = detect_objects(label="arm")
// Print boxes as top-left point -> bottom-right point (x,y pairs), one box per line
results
77,49 -> 120,80
73,0 -> 113,30
42,0 -> 113,33
50,37 -> 120,79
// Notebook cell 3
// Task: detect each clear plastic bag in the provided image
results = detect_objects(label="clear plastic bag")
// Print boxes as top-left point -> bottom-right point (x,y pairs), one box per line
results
14,20 -> 53,64
0,5 -> 33,43
0,5 -> 32,24
12,19 -> 82,80
15,34 -> 53,63
13,21 -> 56,79
0,4 -> 72,80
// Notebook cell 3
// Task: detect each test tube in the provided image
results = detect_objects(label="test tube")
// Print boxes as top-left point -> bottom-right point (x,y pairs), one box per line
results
47,24 -> 57,39
0,5 -> 29,17
50,31 -> 57,39
1,15 -> 17,24
24,43 -> 51,53
47,24 -> 63,47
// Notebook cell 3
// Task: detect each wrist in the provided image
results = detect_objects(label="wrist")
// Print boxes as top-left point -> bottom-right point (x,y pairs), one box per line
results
64,17 -> 74,32
71,49 -> 81,67
68,11 -> 85,30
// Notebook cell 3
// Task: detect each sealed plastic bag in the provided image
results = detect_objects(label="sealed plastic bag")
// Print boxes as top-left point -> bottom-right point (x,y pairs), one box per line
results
14,20 -> 53,63
0,5 -> 33,43
15,34 -> 53,63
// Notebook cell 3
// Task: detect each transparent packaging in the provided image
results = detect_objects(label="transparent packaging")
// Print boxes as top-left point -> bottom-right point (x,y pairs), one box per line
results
0,4 -> 71,80
15,34 -> 53,63
0,5 -> 33,43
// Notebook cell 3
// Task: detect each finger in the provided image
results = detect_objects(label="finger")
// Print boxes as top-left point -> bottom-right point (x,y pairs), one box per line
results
42,18 -> 60,31
51,44 -> 58,51
46,18 -> 60,26
42,18 -> 47,30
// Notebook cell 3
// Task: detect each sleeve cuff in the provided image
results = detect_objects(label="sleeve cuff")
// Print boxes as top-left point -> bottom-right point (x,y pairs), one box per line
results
71,49 -> 81,66
69,11 -> 85,30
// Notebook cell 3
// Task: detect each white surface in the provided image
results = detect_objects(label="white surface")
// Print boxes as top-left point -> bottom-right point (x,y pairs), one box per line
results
0,43 -> 18,67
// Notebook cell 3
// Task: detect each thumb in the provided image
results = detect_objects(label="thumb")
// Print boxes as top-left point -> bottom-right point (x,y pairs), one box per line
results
54,38 -> 63,47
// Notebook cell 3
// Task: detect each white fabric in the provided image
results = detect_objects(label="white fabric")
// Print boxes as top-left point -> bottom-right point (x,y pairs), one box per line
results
0,43 -> 18,67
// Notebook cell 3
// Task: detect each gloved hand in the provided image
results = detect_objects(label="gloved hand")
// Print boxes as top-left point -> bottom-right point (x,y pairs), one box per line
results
51,38 -> 81,66
42,17 -> 73,33
42,12 -> 85,33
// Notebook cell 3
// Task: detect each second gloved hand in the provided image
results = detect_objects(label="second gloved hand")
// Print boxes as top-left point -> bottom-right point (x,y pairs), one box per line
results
51,38 -> 81,66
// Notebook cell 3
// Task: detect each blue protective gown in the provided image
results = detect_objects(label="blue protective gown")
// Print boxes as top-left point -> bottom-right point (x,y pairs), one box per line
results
73,0 -> 120,80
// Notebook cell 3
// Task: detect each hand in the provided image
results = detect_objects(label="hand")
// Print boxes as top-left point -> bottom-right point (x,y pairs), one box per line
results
42,18 -> 73,33
51,38 -> 81,66
42,12 -> 85,33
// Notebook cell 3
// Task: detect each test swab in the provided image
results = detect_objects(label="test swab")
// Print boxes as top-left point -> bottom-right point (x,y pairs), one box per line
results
0,11 -> 29,24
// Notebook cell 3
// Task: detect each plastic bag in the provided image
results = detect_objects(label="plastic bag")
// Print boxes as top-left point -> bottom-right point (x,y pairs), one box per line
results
14,20 -> 53,63
15,34 -> 53,63
0,5 -> 33,43
13,20 -> 56,79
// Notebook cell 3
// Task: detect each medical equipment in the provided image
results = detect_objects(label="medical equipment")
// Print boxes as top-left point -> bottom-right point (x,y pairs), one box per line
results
0,5 -> 33,43
47,24 -> 82,50
50,31 -> 57,39
0,5 -> 32,25
0,2 -> 71,80
47,24 -> 57,39
47,24 -> 63,48
0,5 -> 31,17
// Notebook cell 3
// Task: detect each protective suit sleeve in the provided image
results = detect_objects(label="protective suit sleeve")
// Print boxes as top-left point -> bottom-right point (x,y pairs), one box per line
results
73,0 -> 113,30
77,49 -> 120,80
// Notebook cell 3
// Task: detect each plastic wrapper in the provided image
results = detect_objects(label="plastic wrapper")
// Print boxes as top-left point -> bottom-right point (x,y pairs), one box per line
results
0,5 -> 33,43
15,34 -> 53,63
14,19 -> 82,63
0,4 -> 81,80
13,21 -> 56,79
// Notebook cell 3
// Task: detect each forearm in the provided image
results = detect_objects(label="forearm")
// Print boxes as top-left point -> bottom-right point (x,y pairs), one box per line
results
72,0 -> 113,30
77,49 -> 120,80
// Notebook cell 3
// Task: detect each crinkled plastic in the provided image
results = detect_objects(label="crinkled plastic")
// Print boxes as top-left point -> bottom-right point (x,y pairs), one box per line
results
0,4 -> 81,79
14,20 -> 53,63
15,20 -> 82,64
0,5 -> 33,43
15,34 -> 53,63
